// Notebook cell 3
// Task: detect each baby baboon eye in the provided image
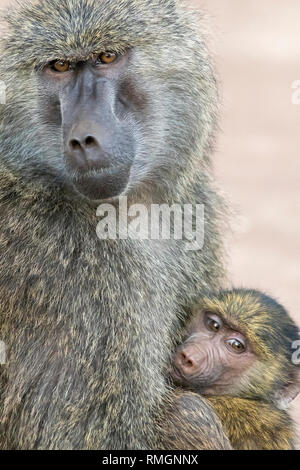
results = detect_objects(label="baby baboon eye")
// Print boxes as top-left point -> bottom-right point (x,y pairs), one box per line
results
97,51 -> 119,64
50,60 -> 71,73
226,338 -> 246,354
205,315 -> 222,333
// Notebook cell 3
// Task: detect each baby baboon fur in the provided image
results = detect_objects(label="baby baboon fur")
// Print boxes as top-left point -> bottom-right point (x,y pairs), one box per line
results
172,289 -> 300,450
0,0 -> 229,449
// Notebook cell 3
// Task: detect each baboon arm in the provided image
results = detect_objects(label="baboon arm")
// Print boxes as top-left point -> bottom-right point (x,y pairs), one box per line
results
207,396 -> 295,450
157,390 -> 232,450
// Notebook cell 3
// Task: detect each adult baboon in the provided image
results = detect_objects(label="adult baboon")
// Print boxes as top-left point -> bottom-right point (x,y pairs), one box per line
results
0,0 -> 228,449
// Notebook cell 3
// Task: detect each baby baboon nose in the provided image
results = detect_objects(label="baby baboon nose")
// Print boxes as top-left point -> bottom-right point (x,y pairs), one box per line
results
176,350 -> 197,375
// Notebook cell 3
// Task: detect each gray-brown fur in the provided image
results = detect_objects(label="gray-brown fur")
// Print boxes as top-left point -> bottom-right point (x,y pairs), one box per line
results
158,391 -> 232,450
0,0 -> 228,449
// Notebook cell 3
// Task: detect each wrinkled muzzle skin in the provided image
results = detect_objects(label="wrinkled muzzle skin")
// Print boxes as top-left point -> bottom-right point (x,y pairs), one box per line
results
172,338 -> 224,390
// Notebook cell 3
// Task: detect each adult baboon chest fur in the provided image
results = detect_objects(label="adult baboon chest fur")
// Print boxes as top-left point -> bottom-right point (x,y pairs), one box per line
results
0,172 -> 223,449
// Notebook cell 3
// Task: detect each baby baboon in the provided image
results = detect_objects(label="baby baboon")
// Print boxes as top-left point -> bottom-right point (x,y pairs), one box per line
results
0,0 -> 229,450
172,289 -> 300,450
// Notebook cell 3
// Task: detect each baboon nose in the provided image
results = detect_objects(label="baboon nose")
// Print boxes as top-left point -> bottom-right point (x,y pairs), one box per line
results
66,124 -> 110,172
175,350 -> 197,376
69,135 -> 99,151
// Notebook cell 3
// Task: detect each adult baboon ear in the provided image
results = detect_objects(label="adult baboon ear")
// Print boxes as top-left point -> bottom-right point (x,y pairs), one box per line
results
274,369 -> 300,410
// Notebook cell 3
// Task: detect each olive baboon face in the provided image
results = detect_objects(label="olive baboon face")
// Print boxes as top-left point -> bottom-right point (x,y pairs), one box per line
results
172,309 -> 256,395
37,50 -> 145,200
3,0 -> 210,205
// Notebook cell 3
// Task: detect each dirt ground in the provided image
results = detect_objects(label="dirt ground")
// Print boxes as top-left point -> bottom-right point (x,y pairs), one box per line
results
0,0 -> 300,445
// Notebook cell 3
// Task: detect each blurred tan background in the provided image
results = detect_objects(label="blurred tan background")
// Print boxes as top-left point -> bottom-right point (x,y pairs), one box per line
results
1,0 -> 300,443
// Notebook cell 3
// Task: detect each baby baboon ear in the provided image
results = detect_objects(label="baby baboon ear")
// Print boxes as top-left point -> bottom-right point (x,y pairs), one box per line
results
274,369 -> 300,410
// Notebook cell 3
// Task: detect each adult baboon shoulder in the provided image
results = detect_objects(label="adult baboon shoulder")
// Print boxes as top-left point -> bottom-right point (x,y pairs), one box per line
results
0,0 -> 227,449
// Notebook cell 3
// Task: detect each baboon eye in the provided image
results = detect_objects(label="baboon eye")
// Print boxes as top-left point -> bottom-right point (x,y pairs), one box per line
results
97,52 -> 119,64
226,338 -> 245,354
51,60 -> 71,73
205,316 -> 221,333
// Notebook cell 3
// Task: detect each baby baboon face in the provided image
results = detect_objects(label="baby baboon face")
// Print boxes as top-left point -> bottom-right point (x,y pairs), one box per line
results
172,309 -> 257,396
